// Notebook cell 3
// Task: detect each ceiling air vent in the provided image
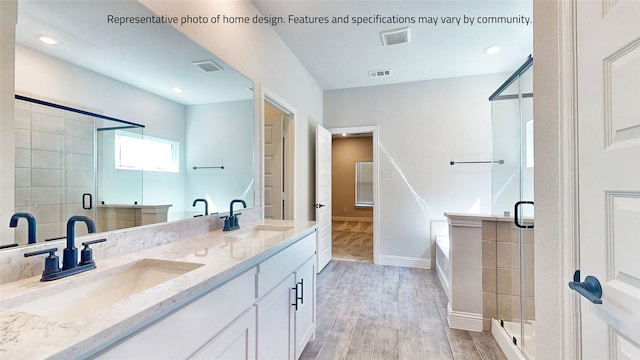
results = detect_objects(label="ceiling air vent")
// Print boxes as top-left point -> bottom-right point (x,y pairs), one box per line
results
368,69 -> 392,78
192,59 -> 223,73
380,27 -> 411,46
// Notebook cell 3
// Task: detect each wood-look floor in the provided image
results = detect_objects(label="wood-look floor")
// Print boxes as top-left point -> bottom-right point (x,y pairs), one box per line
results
300,221 -> 506,360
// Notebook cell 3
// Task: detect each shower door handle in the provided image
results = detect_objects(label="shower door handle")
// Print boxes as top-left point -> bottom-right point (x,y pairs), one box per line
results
82,193 -> 93,210
514,201 -> 534,228
568,270 -> 603,304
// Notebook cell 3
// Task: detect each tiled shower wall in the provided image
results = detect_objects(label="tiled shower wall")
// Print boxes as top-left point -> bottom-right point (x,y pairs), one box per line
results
481,219 -> 535,331
13,99 -> 94,244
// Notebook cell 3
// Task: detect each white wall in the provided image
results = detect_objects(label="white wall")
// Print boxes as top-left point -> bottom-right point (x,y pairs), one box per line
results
324,74 -> 506,267
14,45 -> 187,213
533,1 -> 565,358
141,0 -> 324,221
186,100 -> 255,214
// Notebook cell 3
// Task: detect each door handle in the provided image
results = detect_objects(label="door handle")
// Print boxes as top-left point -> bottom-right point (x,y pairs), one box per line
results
314,203 -> 326,209
568,270 -> 603,304
514,201 -> 534,228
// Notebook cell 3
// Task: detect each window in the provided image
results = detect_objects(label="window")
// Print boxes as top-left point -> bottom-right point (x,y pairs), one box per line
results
355,161 -> 374,207
115,131 -> 179,172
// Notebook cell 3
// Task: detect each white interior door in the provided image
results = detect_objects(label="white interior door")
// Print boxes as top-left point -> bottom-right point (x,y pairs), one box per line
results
576,1 -> 640,358
264,102 -> 284,220
315,124 -> 332,272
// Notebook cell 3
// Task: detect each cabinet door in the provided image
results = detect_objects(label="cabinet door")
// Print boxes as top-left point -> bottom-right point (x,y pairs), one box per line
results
256,274 -> 294,360
294,256 -> 315,359
189,307 -> 256,360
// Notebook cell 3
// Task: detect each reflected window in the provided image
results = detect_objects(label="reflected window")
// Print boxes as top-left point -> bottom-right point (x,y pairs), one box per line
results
115,131 -> 179,172
355,161 -> 373,207
526,120 -> 534,168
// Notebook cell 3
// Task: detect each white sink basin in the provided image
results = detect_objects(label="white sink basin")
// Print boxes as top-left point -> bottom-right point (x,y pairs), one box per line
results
226,224 -> 294,240
2,258 -> 203,321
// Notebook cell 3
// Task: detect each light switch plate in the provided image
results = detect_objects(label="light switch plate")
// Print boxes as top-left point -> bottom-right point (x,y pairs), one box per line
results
382,171 -> 394,180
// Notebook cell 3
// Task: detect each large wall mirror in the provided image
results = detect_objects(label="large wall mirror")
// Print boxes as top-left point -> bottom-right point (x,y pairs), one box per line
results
4,0 -> 256,249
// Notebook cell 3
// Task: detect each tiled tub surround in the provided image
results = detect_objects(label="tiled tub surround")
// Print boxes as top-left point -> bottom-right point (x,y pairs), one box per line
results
482,220 -> 534,332
443,213 -> 533,332
0,216 -> 315,359
0,206 -> 261,284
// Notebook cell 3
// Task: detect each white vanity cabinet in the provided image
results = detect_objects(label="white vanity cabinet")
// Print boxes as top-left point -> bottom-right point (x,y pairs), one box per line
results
94,268 -> 257,359
92,229 -> 316,360
189,307 -> 256,360
256,231 -> 316,360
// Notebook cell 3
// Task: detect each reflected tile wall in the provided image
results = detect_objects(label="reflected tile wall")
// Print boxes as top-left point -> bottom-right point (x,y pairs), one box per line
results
12,99 -> 93,245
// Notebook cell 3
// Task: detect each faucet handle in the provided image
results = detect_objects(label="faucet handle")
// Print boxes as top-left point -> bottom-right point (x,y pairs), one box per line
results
24,248 -> 61,280
79,239 -> 106,267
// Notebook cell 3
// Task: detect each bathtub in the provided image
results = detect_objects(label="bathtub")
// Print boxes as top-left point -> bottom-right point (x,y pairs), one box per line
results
435,234 -> 451,301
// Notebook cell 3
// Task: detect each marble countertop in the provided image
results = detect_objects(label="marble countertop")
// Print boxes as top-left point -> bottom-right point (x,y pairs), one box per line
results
0,220 -> 316,359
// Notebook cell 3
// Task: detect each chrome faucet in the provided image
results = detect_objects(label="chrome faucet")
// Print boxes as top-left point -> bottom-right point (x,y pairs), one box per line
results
222,199 -> 247,231
192,198 -> 209,217
24,215 -> 106,281
9,212 -> 37,244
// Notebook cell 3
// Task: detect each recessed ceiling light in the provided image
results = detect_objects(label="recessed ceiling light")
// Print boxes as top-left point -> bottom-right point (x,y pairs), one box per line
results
342,133 -> 347,136
38,36 -> 59,45
172,87 -> 183,93
485,45 -> 501,55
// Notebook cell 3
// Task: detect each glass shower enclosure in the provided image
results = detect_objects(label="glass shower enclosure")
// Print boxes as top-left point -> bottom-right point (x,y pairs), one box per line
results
489,55 -> 535,359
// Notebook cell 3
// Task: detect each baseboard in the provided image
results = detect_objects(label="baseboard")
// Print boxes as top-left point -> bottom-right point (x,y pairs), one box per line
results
332,216 -> 373,222
491,319 -> 526,360
377,255 -> 430,269
447,303 -> 483,332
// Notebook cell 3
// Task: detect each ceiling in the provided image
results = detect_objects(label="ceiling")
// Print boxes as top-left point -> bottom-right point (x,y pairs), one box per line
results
252,0 -> 533,90
15,0 -> 253,105
15,1 -> 533,103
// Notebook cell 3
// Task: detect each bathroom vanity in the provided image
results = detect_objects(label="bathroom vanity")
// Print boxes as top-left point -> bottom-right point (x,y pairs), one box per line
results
0,220 -> 317,359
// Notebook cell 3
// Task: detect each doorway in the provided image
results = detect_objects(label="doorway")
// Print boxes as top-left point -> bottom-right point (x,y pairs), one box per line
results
328,127 -> 378,264
263,97 -> 293,220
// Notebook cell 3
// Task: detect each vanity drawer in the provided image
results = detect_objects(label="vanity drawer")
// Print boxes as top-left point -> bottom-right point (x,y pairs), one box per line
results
257,231 -> 316,298
95,267 -> 257,359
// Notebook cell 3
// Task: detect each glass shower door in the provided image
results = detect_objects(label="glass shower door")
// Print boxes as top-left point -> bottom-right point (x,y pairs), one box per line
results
490,55 -> 535,359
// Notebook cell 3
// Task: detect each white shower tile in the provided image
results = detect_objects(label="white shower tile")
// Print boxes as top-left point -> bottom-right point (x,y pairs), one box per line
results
15,99 -> 30,111
65,136 -> 94,155
32,187 -> 65,206
14,188 -> 32,207
15,168 -> 31,187
31,204 -> 63,224
32,131 -> 64,152
15,129 -> 31,149
65,170 -> 94,187
31,112 -> 65,134
14,108 -> 31,130
32,150 -> 64,169
15,148 -> 31,168
31,169 -> 64,187
66,153 -> 94,171
66,118 -> 94,139
39,222 -> 65,242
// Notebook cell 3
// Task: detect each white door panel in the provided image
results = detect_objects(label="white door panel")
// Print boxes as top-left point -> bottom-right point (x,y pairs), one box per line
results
264,103 -> 284,220
315,124 -> 332,272
576,0 -> 640,358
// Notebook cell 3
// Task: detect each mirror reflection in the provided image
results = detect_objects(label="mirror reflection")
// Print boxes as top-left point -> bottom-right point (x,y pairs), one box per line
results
5,0 -> 255,249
